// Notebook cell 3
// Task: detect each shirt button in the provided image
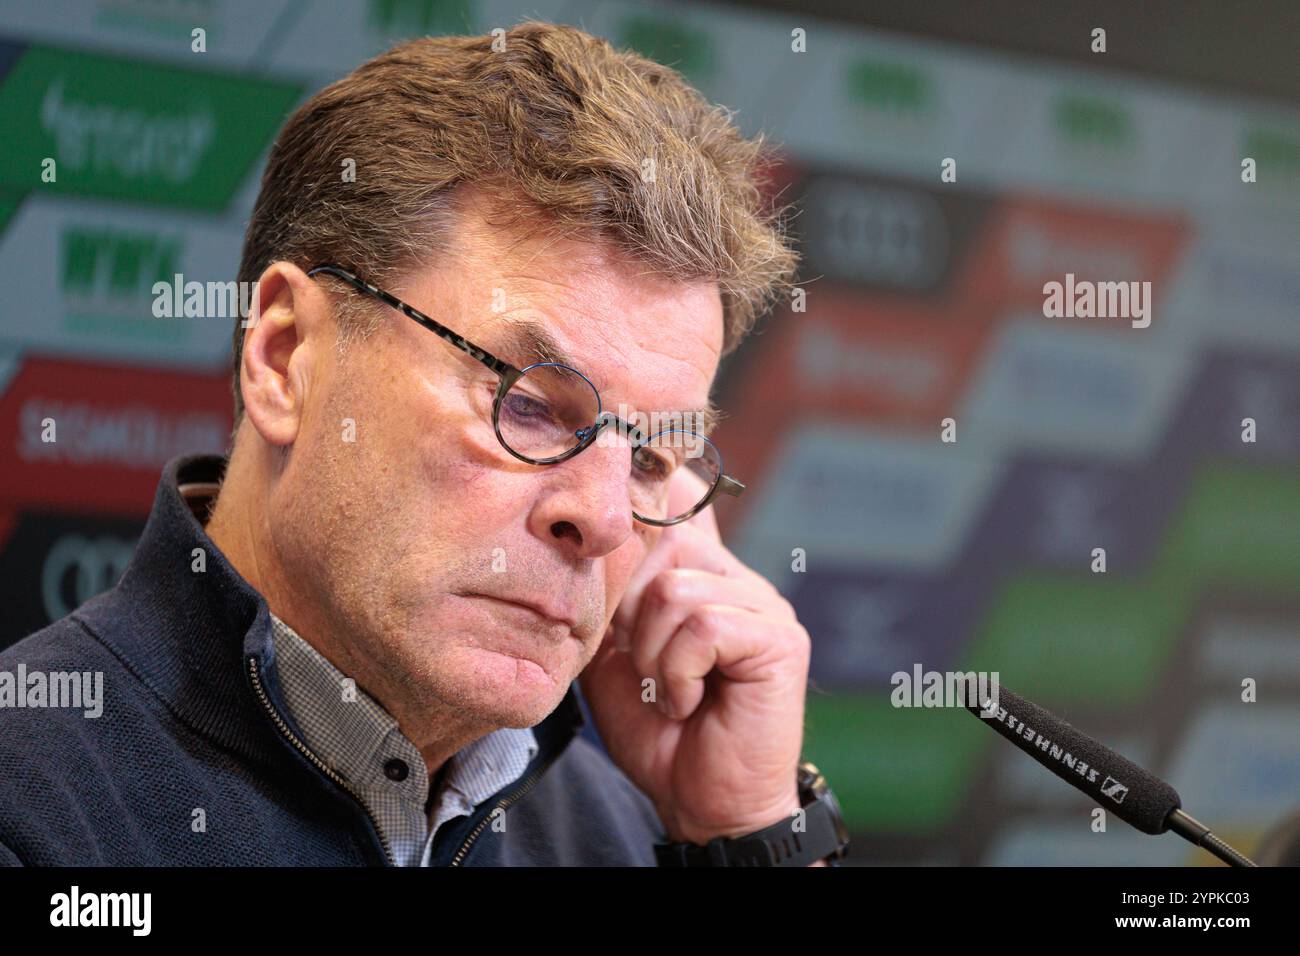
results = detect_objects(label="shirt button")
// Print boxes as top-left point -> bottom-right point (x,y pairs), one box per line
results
383,758 -> 409,782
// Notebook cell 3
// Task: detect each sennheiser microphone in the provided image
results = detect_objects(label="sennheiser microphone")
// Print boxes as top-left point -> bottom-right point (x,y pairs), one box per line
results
964,682 -> 1256,867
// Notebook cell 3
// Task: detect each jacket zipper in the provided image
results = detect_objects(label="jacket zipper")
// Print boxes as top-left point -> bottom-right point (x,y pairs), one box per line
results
448,750 -> 561,866
246,656 -> 395,866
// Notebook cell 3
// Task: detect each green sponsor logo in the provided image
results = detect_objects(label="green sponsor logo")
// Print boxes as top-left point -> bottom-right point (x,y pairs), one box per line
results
805,694 -> 985,833
59,226 -> 192,343
62,226 -> 183,300
618,16 -> 715,85
367,0 -> 475,35
1159,462 -> 1300,588
1244,127 -> 1300,177
961,463 -> 1300,708
0,46 -> 302,211
1052,93 -> 1134,149
845,60 -> 931,114
95,0 -> 222,40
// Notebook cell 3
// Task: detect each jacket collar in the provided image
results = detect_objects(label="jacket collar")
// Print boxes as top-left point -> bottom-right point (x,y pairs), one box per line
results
75,453 -> 585,769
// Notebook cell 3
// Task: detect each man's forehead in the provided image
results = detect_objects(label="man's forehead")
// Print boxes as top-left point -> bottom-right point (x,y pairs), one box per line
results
423,204 -> 726,432
482,314 -> 724,437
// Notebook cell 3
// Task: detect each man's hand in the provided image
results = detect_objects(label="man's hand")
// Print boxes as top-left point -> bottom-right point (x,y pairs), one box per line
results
579,468 -> 811,847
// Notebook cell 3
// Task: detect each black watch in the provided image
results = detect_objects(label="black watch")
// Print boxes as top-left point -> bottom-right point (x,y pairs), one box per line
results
654,761 -> 850,866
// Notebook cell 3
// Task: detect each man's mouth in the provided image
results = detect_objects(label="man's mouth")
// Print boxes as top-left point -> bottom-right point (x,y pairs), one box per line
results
459,592 -> 579,634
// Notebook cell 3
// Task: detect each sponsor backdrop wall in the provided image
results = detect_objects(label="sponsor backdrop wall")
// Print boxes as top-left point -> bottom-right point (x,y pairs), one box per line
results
1,0 -> 1297,865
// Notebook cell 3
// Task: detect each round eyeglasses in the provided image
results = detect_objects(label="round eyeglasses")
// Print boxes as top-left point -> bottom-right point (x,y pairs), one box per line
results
307,265 -> 745,526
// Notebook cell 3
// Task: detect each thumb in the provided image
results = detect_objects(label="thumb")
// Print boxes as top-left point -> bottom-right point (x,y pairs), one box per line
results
608,468 -> 725,639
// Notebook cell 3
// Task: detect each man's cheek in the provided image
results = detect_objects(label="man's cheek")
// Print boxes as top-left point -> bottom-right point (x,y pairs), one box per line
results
604,542 -> 650,618
422,435 -> 506,505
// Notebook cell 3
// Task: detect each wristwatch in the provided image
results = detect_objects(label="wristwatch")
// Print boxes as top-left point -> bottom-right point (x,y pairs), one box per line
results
654,761 -> 850,866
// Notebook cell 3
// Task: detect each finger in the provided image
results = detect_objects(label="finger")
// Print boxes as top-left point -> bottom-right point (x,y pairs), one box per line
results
610,524 -> 729,636
625,571 -> 796,725
657,604 -> 806,721
666,521 -> 782,593
611,459 -> 768,643
612,521 -> 779,640
621,567 -> 782,669
661,464 -> 730,544
611,541 -> 677,636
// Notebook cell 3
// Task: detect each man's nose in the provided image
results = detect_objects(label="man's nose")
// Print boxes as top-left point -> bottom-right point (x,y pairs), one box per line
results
527,436 -> 634,559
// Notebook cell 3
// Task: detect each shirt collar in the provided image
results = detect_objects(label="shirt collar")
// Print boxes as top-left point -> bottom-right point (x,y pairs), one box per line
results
267,612 -> 539,811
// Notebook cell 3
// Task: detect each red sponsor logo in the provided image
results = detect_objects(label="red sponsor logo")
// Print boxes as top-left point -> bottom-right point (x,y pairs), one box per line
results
0,356 -> 232,514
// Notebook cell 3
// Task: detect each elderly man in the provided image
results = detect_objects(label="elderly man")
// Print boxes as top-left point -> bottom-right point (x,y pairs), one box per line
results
0,22 -> 848,866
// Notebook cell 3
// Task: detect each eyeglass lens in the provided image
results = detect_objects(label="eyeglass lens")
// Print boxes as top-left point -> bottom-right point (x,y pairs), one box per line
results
495,363 -> 721,522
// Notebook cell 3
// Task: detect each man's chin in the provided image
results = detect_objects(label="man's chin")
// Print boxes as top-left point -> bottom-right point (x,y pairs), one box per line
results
457,647 -> 570,728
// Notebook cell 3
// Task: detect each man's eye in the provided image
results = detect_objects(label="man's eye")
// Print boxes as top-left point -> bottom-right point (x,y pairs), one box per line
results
503,392 -> 549,420
632,446 -> 672,479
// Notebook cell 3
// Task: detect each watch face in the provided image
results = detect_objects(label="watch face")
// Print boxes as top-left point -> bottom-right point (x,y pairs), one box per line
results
823,786 -> 850,857
799,761 -> 850,860
797,760 -> 824,793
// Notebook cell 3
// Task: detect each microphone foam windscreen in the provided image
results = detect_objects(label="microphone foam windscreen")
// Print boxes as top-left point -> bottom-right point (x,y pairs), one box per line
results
965,683 -> 1181,834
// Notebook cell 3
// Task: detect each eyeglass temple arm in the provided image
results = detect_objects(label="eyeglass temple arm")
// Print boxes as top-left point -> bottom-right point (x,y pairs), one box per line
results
693,474 -> 745,515
715,475 -> 745,498
307,264 -> 515,376
599,415 -> 747,500
654,473 -> 744,527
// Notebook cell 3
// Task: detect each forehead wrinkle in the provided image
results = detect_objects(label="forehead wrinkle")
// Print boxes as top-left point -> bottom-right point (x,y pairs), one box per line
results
608,328 -> 723,435
498,267 -> 583,297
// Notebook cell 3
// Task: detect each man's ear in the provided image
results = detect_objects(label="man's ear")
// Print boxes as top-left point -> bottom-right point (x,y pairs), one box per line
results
239,262 -> 330,447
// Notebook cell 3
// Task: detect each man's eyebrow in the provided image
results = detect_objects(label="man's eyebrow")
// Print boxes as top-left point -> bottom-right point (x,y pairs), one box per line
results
495,318 -> 586,376
493,317 -> 725,437
683,403 -> 724,437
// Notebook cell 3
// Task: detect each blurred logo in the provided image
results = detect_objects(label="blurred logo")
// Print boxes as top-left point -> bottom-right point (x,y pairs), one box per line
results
40,533 -> 135,621
41,78 -> 215,184
1101,776 -> 1130,803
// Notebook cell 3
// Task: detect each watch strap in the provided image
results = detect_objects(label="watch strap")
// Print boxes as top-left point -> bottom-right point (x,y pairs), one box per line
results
654,766 -> 847,866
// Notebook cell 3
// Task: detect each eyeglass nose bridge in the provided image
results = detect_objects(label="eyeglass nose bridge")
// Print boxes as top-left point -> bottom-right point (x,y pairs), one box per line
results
574,410 -> 649,448
490,371 -> 745,524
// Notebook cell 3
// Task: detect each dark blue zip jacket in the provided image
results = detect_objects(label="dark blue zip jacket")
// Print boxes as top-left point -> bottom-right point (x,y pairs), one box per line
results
0,455 -> 666,865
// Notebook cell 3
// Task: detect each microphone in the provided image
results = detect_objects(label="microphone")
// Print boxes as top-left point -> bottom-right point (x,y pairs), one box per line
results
963,681 -> 1256,867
